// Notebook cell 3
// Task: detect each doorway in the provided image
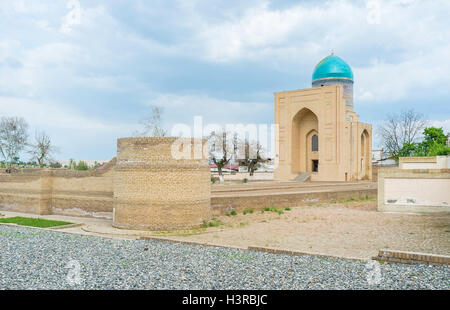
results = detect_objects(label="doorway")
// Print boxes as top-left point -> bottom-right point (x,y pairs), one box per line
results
312,160 -> 319,172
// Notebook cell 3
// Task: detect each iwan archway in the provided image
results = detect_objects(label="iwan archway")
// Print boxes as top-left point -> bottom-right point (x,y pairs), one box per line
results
291,108 -> 319,174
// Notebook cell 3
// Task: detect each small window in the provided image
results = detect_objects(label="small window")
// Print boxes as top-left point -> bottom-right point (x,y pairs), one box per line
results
312,135 -> 318,152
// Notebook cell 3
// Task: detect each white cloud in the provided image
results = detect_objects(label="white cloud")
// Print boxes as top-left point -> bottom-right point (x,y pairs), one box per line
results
60,0 -> 81,34
430,119 -> 450,134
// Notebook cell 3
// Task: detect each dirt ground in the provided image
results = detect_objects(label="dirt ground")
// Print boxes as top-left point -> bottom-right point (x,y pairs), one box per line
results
173,200 -> 450,260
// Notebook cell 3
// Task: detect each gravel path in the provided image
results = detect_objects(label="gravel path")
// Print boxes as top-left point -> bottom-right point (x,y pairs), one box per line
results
0,225 -> 448,290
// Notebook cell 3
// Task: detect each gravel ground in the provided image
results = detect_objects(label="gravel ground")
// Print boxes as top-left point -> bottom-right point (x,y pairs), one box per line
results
0,225 -> 448,290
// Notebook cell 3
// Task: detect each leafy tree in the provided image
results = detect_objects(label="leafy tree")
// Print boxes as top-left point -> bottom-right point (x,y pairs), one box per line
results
74,160 -> 89,171
428,142 -> 450,156
379,109 -> 427,158
49,162 -> 62,168
397,127 -> 450,157
397,142 -> 417,158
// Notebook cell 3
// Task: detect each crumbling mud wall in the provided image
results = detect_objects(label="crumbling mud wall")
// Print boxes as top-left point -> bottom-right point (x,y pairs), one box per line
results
0,159 -> 115,219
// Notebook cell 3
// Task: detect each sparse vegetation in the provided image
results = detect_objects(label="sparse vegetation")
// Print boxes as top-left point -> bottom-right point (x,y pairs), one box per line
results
74,160 -> 89,171
263,207 -> 284,215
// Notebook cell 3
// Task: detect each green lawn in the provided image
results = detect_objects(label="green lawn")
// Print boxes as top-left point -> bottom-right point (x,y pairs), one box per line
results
0,216 -> 73,228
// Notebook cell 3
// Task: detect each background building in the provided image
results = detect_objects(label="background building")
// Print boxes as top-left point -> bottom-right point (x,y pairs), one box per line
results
274,54 -> 372,182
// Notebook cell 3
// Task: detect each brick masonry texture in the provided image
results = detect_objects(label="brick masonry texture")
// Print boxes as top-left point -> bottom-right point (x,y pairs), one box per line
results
373,249 -> 450,265
112,137 -> 211,230
0,160 -> 115,218
0,136 -> 377,230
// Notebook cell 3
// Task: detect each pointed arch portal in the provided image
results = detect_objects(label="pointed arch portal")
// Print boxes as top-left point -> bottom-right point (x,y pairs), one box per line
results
291,108 -> 319,173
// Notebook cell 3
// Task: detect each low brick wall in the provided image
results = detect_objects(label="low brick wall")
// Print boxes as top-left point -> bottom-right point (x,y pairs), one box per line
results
211,187 -> 377,215
373,249 -> 450,265
0,160 -> 115,218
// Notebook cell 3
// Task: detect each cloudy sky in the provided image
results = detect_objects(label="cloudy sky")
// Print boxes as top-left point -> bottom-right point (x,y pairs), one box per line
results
0,0 -> 449,160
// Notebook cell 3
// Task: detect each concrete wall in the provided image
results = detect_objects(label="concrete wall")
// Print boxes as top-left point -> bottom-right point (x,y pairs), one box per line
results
399,156 -> 449,170
0,159 -> 115,218
378,168 -> 450,214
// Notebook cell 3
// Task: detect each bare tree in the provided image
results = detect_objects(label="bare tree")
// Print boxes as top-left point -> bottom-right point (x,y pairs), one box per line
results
378,109 -> 427,158
208,131 -> 238,182
134,105 -> 167,137
27,131 -> 58,167
237,139 -> 267,176
0,116 -> 29,168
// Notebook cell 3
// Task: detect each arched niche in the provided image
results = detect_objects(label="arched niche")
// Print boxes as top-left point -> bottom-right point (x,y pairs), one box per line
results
291,108 -> 319,173
361,129 -> 370,179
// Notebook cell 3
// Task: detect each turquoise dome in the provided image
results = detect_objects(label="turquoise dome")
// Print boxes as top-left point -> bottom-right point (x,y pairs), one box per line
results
312,54 -> 353,81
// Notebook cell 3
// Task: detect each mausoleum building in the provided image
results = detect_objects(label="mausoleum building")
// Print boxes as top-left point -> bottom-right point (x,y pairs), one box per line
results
274,54 -> 372,181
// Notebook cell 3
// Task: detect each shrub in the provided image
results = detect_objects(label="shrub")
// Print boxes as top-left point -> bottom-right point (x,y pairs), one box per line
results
230,210 -> 237,216
74,160 -> 89,171
243,178 -> 248,183
211,177 -> 216,184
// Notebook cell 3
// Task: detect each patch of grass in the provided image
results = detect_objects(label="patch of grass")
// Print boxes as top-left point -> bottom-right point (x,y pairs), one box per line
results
0,216 -> 72,228
263,207 -> 284,215
243,178 -> 248,183
202,218 -> 224,228
345,196 -> 375,202
230,210 -> 237,216
208,218 -> 223,227
284,207 -> 291,211
243,209 -> 254,215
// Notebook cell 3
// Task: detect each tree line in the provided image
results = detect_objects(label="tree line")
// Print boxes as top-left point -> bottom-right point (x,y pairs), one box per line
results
0,116 -> 59,169
378,109 -> 450,159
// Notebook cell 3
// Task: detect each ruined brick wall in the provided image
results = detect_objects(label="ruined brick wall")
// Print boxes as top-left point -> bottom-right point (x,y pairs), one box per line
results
0,159 -> 115,218
112,137 -> 211,230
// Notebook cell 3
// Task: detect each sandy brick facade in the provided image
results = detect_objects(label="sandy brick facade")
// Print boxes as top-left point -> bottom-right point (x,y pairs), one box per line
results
0,137 -> 212,230
274,85 -> 372,182
112,137 -> 211,230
